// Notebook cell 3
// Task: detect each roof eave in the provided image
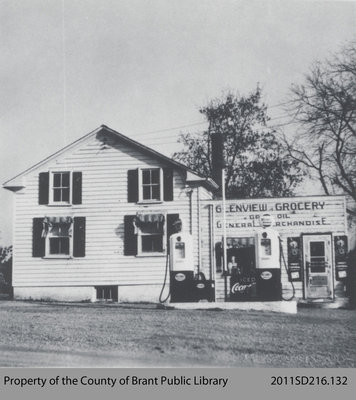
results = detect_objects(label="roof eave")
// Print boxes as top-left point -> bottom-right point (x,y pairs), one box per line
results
2,184 -> 24,192
3,124 -> 217,192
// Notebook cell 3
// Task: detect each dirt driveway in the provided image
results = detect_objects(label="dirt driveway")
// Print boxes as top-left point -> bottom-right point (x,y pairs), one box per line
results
0,301 -> 355,367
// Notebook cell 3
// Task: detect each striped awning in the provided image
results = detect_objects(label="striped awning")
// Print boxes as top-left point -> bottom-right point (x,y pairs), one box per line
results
44,216 -> 73,224
135,212 -> 165,224
41,216 -> 73,238
226,237 -> 255,248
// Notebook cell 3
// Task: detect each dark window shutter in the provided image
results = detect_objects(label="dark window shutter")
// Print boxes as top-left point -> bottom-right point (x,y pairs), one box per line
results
38,172 -> 49,205
124,215 -> 137,255
166,213 -> 179,251
72,172 -> 82,204
163,168 -> 174,201
33,218 -> 45,257
73,217 -> 86,257
127,170 -> 139,203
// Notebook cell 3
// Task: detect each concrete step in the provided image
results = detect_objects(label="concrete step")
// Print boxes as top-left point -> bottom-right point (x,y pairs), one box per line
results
298,298 -> 350,309
168,300 -> 298,314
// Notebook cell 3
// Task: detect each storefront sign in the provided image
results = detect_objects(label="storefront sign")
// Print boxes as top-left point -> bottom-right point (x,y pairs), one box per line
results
213,196 -> 346,234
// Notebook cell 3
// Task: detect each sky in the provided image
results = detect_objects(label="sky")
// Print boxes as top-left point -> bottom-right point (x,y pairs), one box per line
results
1,0 -> 356,245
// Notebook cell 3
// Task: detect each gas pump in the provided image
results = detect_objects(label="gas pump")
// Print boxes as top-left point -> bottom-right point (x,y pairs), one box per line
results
287,237 -> 303,281
255,214 -> 282,301
334,236 -> 348,281
169,220 -> 195,302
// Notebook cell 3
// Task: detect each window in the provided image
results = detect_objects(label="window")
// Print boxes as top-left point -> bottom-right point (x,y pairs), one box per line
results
49,171 -> 71,204
310,241 -> 325,260
32,216 -> 86,258
53,172 -> 70,202
45,218 -> 72,257
39,171 -> 82,205
49,225 -> 70,255
96,286 -> 118,302
139,168 -> 163,202
139,220 -> 164,253
127,168 -> 173,203
124,213 -> 178,256
310,241 -> 326,273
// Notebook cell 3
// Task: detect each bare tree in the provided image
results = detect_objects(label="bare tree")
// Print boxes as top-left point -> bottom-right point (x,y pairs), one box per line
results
285,40 -> 356,201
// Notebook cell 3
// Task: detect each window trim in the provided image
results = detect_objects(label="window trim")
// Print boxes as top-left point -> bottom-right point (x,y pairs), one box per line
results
138,168 -> 164,203
136,212 -> 167,256
49,170 -> 73,206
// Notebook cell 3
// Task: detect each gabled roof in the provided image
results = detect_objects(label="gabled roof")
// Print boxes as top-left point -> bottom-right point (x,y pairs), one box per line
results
3,125 -> 218,191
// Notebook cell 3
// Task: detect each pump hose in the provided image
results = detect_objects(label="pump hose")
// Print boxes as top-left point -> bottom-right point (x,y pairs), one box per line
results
279,239 -> 296,301
159,250 -> 171,304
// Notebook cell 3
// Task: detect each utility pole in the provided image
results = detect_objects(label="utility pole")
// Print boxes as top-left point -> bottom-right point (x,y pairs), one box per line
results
210,126 -> 227,275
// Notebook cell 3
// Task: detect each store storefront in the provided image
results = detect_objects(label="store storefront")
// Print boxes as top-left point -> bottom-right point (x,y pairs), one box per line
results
199,195 -> 348,303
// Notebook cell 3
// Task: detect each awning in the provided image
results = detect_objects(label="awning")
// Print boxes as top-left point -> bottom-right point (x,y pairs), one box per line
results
44,216 -> 73,224
133,213 -> 165,234
226,237 -> 255,248
135,213 -> 165,224
41,216 -> 73,238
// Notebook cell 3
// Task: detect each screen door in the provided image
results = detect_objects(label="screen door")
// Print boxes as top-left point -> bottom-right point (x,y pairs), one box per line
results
303,234 -> 333,300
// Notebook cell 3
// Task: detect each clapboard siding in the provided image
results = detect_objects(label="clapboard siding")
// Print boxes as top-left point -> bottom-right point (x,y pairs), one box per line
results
12,135 -> 209,287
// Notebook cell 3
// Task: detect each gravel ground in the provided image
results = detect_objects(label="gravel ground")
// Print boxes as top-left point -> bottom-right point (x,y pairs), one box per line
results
0,301 -> 355,367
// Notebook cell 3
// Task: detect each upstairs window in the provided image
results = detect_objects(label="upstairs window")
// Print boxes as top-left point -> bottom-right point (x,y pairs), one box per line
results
127,168 -> 173,203
52,172 -> 70,203
38,171 -> 82,205
139,168 -> 163,202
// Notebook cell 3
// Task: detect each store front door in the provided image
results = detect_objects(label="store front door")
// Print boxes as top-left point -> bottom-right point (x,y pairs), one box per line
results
303,234 -> 333,300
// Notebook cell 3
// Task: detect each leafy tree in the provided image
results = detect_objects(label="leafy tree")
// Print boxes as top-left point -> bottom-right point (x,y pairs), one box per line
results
173,87 -> 304,198
0,245 -> 12,293
284,40 -> 356,201
0,245 -> 12,265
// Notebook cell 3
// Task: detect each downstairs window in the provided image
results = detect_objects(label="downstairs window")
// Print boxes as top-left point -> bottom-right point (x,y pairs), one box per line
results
96,286 -> 118,302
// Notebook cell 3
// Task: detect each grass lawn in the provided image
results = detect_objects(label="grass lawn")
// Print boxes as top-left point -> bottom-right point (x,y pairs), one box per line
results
0,301 -> 355,368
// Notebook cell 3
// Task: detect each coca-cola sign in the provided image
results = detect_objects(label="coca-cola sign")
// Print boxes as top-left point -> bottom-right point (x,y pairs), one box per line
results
231,281 -> 256,294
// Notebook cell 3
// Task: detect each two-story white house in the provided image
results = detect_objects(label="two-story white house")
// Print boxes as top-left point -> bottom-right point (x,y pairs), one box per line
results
3,125 -> 217,302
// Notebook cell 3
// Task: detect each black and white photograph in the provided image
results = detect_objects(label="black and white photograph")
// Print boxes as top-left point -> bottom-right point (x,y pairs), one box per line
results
0,0 -> 356,380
